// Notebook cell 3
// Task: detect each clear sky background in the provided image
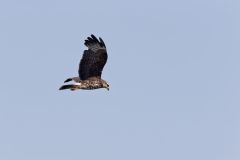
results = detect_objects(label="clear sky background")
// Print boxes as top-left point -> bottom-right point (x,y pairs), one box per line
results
0,0 -> 239,160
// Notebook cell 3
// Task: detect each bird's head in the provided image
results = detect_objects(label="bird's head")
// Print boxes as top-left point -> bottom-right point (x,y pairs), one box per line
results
102,81 -> 110,91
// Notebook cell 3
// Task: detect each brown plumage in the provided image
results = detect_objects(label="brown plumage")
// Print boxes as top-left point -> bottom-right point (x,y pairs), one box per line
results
59,34 -> 109,91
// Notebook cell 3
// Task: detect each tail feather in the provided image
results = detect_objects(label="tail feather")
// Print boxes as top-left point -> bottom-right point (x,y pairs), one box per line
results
64,77 -> 81,83
64,78 -> 72,83
59,84 -> 77,90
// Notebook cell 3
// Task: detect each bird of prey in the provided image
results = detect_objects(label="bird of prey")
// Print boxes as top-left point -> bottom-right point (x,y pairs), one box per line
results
59,34 -> 109,91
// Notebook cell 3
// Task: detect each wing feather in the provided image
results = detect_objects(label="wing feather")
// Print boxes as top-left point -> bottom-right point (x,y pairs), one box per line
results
79,35 -> 107,80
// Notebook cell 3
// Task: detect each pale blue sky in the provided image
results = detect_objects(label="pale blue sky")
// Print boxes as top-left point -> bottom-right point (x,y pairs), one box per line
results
0,0 -> 239,160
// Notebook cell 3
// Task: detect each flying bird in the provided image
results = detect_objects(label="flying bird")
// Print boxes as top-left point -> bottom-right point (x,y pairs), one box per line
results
59,34 -> 109,91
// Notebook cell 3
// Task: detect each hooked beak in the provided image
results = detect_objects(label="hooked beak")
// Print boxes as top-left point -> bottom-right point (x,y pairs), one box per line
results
106,87 -> 109,91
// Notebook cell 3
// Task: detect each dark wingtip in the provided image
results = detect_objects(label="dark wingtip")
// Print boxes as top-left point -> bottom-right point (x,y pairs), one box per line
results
91,34 -> 96,39
59,86 -> 65,90
84,40 -> 89,46
99,37 -> 106,47
85,34 -> 105,48
91,34 -> 99,43
59,84 -> 74,90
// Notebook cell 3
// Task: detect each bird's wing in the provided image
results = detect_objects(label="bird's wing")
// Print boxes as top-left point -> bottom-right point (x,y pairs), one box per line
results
78,34 -> 108,80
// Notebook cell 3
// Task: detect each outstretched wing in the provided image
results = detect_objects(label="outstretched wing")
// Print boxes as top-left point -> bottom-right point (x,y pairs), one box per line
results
78,34 -> 108,80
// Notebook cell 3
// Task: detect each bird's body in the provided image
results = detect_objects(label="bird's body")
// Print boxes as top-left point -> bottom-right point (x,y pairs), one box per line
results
59,34 -> 109,91
60,77 -> 109,91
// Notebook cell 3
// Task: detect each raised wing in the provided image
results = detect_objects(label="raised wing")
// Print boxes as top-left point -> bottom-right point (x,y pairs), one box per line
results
78,34 -> 107,80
